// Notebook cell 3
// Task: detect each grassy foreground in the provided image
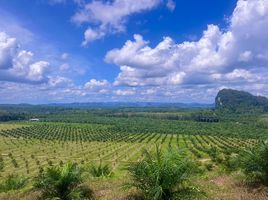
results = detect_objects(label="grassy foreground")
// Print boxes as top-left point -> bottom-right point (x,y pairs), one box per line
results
1,172 -> 268,200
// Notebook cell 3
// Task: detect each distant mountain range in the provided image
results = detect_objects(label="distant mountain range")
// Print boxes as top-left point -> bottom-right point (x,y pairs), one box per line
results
0,102 -> 214,109
38,102 -> 214,109
2,89 -> 267,112
215,89 -> 268,113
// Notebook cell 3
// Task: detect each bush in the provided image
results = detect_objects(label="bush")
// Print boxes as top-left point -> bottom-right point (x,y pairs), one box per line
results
34,162 -> 93,200
127,145 -> 200,200
238,140 -> 268,184
88,163 -> 113,178
0,174 -> 28,192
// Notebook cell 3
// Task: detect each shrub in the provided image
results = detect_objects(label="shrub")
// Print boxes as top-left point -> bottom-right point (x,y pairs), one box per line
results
127,145 -> 200,200
0,174 -> 28,192
238,140 -> 268,184
34,162 -> 93,200
88,163 -> 113,178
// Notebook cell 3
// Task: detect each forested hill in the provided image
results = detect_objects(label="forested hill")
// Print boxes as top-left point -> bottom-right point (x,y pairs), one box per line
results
215,89 -> 268,113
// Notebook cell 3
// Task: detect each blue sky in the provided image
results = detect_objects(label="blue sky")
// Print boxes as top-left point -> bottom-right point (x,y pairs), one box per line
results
0,0 -> 268,103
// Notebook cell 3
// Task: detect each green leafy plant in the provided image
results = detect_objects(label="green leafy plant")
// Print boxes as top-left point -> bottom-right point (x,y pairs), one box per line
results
88,162 -> 113,178
238,140 -> 268,184
127,145 -> 200,200
34,162 -> 93,200
0,174 -> 28,192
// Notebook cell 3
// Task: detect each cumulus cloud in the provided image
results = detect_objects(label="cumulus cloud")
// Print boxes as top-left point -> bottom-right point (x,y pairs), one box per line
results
82,28 -> 105,46
27,61 -> 49,81
114,89 -> 136,96
72,0 -> 161,45
106,0 -> 268,94
84,79 -> 109,90
0,32 -> 51,84
48,76 -> 74,88
0,32 -> 17,69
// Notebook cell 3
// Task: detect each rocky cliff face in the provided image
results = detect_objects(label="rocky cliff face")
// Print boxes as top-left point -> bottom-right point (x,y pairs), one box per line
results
215,89 -> 268,113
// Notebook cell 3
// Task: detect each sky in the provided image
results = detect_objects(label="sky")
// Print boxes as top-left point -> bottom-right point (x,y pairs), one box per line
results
0,0 -> 268,104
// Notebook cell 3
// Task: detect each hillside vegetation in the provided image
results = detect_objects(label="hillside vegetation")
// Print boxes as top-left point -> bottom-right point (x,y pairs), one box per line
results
215,89 -> 268,113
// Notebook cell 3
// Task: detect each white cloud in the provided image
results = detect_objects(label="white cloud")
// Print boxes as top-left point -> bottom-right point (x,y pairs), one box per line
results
48,76 -> 73,88
238,51 -> 252,62
82,28 -> 105,46
72,0 -> 161,45
167,72 -> 186,85
0,32 -> 17,69
0,32 -> 50,84
27,61 -> 49,81
59,63 -> 70,71
166,0 -> 176,11
61,53 -> 69,60
106,0 -> 268,94
84,79 -> 109,90
225,69 -> 256,81
212,68 -> 263,84
114,89 -> 136,96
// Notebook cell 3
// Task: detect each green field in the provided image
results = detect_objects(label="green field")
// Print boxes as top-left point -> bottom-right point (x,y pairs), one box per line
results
0,109 -> 268,199
0,122 -> 258,178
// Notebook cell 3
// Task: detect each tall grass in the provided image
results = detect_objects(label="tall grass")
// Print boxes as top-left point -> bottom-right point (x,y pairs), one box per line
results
127,146 -> 199,200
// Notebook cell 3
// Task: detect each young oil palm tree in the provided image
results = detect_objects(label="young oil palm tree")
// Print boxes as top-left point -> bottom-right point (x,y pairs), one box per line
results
88,162 -> 113,178
34,162 -> 93,200
0,174 -> 28,192
0,155 -> 4,172
239,140 -> 268,184
127,145 -> 199,200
